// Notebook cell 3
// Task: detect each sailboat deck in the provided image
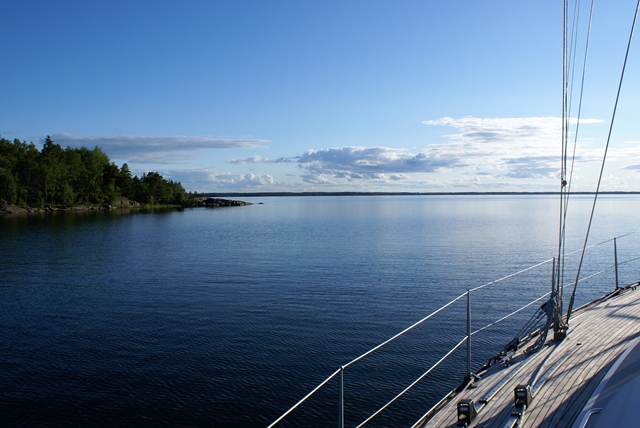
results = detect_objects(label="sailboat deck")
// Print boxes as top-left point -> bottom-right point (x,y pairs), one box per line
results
418,285 -> 640,428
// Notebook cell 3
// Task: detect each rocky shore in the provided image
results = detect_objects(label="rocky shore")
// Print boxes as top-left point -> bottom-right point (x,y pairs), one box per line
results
0,204 -> 117,214
197,198 -> 252,207
0,197 -> 252,215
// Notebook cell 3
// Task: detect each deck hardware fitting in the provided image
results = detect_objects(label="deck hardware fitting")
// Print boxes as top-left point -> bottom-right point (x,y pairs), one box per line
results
514,384 -> 533,409
456,399 -> 477,427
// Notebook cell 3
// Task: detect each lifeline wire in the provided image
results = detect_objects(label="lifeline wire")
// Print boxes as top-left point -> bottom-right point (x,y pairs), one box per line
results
269,231 -> 640,426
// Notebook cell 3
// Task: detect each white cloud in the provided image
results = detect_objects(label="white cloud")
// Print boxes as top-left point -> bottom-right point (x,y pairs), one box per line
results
207,172 -> 275,186
296,146 -> 462,180
281,146 -> 463,185
49,133 -> 269,163
621,164 -> 640,172
229,116 -> 606,187
422,116 -> 603,179
424,116 -> 602,143
300,174 -> 334,185
389,174 -> 409,181
136,169 -> 277,191
229,155 -> 264,165
96,116 -> 623,191
230,155 -> 294,165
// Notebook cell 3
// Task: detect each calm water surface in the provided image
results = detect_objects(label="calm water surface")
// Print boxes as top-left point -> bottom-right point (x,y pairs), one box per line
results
1,195 -> 639,427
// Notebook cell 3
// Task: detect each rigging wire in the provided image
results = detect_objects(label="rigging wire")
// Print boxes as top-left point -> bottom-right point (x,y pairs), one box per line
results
565,0 -> 595,198
559,0 -> 582,311
559,0 -> 595,320
566,0 -> 583,124
562,0 -> 583,255
555,0 -> 569,334
558,0 -> 585,321
566,0 -> 640,323
554,0 -> 572,335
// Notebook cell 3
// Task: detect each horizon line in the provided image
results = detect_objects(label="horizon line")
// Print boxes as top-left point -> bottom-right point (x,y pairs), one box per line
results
203,191 -> 640,197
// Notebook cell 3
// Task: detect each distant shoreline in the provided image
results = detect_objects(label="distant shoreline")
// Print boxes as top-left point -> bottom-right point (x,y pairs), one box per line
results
0,198 -> 251,215
205,191 -> 640,197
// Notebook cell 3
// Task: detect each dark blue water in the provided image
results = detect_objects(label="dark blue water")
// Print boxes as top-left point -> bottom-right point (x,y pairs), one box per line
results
1,195 -> 639,427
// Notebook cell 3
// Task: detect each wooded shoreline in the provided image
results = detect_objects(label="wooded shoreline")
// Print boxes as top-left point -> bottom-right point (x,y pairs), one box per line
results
0,136 -> 192,209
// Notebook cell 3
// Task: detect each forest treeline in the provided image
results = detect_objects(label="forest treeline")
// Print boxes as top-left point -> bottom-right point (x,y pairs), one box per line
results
0,136 -> 189,207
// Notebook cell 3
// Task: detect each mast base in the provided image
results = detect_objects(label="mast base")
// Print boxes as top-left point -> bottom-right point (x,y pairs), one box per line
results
553,330 -> 567,341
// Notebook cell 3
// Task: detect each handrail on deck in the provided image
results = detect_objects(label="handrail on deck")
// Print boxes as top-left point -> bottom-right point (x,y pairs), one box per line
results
268,231 -> 640,427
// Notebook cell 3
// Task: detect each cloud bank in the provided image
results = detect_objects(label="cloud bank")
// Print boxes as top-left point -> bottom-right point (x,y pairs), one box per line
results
206,172 -> 275,186
621,164 -> 640,172
423,116 -> 601,160
229,155 -> 294,165
419,116 -> 603,180
56,116 -> 615,191
49,133 -> 269,163
163,169 -> 277,190
294,146 -> 462,183
227,117 -> 605,187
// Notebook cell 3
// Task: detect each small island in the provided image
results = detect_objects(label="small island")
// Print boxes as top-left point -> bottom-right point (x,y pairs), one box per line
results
0,135 -> 250,214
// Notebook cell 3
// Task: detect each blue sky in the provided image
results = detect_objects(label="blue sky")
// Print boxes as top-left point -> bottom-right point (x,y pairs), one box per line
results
2,0 -> 639,192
